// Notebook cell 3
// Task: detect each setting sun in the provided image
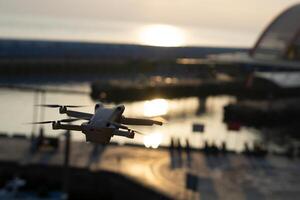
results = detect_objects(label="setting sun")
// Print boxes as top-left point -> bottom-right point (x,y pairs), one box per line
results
138,24 -> 185,47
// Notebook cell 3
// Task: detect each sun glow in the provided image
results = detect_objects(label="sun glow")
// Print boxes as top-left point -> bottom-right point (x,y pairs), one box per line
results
143,99 -> 169,117
143,132 -> 163,149
139,24 -> 185,47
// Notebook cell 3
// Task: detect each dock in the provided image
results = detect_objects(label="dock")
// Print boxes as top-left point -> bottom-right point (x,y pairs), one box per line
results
91,76 -> 300,103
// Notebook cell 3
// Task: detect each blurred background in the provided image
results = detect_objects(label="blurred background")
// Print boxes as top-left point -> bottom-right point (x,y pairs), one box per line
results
0,0 -> 300,199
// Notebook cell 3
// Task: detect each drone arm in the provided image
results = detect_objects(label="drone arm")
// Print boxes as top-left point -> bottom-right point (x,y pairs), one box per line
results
53,123 -> 82,131
113,129 -> 134,139
65,110 -> 93,120
120,116 -> 163,126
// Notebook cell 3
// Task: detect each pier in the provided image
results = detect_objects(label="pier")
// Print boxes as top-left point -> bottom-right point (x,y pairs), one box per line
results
91,76 -> 300,103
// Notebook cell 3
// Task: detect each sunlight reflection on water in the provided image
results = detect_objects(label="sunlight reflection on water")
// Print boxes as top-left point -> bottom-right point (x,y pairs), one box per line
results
0,85 -> 260,152
143,99 -> 169,117
143,132 -> 163,149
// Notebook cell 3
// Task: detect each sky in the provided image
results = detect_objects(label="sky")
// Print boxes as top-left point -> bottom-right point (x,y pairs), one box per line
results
0,0 -> 299,47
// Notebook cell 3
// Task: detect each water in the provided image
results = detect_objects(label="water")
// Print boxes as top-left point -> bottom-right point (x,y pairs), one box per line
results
0,83 -> 261,152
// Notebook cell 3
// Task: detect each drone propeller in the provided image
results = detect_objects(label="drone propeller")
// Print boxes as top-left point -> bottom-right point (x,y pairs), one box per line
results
59,118 -> 81,123
151,116 -> 167,124
27,118 -> 80,124
36,104 -> 85,108
28,120 -> 54,124
130,128 -> 145,135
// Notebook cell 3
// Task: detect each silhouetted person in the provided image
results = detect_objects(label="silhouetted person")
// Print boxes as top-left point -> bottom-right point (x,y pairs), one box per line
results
30,134 -> 38,153
243,142 -> 251,156
169,137 -> 176,169
176,138 -> 183,168
253,142 -> 268,157
30,131 -> 35,142
38,127 -> 45,145
185,138 -> 191,153
221,141 -> 227,154
203,140 -> 210,155
185,138 -> 192,168
31,127 -> 45,153
170,137 -> 175,150
210,141 -> 219,155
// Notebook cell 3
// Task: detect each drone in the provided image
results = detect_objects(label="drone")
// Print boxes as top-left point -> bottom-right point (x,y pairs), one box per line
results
31,103 -> 163,144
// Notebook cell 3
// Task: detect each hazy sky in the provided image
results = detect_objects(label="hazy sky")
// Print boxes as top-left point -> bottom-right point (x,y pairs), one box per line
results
0,0 -> 299,47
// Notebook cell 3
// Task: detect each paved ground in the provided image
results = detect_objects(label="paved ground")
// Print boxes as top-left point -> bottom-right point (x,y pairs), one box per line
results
0,138 -> 300,200
96,146 -> 300,200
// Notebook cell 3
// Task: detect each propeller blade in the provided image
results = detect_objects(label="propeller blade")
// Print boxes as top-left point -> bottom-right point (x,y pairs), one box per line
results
36,104 -> 61,108
64,105 -> 85,108
130,129 -> 145,135
59,118 -> 81,123
120,116 -> 163,126
151,116 -> 167,124
36,104 -> 85,108
27,118 -> 80,125
28,120 -> 54,124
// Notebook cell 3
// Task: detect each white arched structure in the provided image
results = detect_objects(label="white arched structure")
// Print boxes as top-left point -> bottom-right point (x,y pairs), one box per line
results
251,4 -> 300,61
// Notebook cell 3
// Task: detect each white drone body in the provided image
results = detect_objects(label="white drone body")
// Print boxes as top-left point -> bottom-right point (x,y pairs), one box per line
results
34,103 -> 163,144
